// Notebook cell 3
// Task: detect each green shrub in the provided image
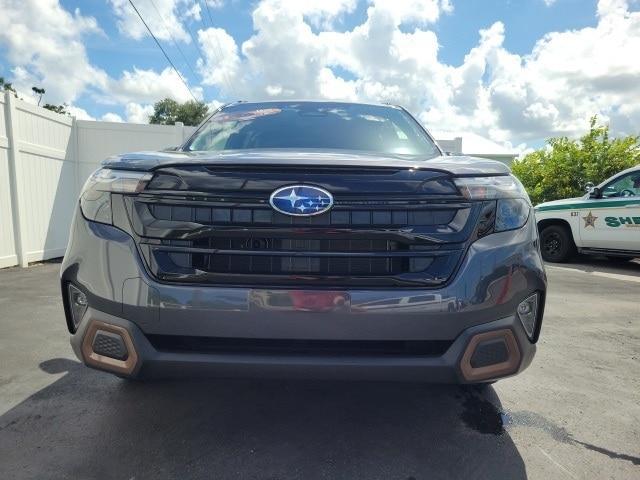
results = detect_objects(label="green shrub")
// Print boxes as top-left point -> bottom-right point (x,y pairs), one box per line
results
511,117 -> 640,204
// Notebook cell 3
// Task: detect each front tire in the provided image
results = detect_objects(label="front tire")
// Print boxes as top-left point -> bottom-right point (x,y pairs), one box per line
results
540,224 -> 575,262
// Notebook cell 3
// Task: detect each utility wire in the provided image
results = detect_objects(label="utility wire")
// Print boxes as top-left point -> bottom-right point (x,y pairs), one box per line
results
183,10 -> 209,59
196,0 -> 237,99
201,0 -> 215,28
148,0 -> 200,83
178,2 -> 237,98
128,0 -> 198,102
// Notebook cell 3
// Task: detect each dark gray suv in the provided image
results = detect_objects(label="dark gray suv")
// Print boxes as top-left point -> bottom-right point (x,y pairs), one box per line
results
61,101 -> 546,384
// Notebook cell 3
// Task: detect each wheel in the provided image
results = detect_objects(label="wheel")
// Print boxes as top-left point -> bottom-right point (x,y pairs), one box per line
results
540,224 -> 575,262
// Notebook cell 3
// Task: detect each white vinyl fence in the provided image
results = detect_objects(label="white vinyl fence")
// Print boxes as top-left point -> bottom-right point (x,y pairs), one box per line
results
0,92 -> 195,268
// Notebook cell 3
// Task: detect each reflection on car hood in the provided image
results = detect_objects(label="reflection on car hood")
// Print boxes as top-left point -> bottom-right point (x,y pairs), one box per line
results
102,149 -> 511,176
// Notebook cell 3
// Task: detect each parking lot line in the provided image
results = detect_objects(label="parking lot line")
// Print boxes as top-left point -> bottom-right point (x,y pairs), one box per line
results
545,265 -> 640,283
536,446 -> 579,480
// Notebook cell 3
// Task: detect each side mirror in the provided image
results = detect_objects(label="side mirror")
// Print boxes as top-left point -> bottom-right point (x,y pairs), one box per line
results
584,182 -> 594,193
589,186 -> 601,198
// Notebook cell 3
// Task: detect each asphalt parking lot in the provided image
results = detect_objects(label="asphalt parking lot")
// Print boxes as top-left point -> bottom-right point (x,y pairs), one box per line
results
0,259 -> 639,480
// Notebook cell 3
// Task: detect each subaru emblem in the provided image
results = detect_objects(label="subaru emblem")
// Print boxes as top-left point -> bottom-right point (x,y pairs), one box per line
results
269,185 -> 334,216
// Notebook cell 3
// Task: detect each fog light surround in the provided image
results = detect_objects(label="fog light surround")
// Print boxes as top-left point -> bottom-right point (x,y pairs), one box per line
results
460,329 -> 521,382
68,284 -> 88,329
81,320 -> 139,376
517,293 -> 539,340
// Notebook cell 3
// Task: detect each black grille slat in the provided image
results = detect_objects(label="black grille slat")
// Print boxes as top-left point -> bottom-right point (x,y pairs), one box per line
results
157,245 -> 442,276
149,203 -> 457,227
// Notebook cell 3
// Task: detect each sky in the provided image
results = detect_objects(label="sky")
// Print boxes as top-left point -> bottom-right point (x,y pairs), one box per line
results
0,0 -> 639,151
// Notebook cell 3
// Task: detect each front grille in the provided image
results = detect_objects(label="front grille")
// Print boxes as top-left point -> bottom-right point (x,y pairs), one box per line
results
123,166 -> 490,287
147,335 -> 453,357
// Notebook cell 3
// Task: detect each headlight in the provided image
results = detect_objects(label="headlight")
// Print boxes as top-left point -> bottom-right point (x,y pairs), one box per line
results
454,175 -> 531,234
454,175 -> 528,200
80,168 -> 152,224
495,198 -> 530,232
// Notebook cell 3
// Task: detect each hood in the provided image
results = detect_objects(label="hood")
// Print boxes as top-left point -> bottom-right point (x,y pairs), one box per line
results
102,149 -> 511,176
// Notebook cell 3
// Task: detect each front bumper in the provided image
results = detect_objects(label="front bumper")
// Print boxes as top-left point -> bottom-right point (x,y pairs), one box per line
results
61,212 -> 546,382
71,307 -> 535,382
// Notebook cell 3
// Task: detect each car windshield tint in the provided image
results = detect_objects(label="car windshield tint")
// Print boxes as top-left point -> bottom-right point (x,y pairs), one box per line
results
184,102 -> 440,157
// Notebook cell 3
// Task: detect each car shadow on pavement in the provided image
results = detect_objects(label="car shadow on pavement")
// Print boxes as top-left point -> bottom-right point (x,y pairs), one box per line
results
0,358 -> 527,480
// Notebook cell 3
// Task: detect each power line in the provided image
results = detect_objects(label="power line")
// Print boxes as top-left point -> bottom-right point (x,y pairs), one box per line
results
201,0 -> 215,28
183,10 -> 208,59
128,0 -> 198,102
148,0 -> 200,83
196,0 -> 237,99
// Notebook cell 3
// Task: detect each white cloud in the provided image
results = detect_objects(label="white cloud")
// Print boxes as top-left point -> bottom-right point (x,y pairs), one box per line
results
3,0 -> 639,147
483,0 -> 640,139
108,0 -> 196,43
273,0 -> 358,27
205,0 -> 225,8
184,1 -> 201,21
0,1 -> 214,125
100,112 -> 124,122
206,99 -> 224,111
67,105 -> 96,120
543,0 -> 557,6
125,102 -> 155,123
9,66 -> 40,104
104,67 -> 202,104
197,28 -> 241,91
367,0 -> 453,25
195,0 -> 640,145
0,0 -> 108,104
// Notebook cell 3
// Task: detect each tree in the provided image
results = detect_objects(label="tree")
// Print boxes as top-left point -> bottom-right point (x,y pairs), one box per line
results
511,117 -> 640,204
32,86 -> 45,106
42,103 -> 69,115
149,98 -> 209,126
0,77 -> 17,96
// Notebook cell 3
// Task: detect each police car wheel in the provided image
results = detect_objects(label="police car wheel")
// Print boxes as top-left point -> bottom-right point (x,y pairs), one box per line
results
540,225 -> 575,262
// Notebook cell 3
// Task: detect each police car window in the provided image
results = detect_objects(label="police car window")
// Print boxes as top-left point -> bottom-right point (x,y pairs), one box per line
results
602,172 -> 640,198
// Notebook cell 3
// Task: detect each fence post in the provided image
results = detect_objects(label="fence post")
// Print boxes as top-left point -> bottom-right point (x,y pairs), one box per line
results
71,117 -> 81,198
4,92 -> 28,267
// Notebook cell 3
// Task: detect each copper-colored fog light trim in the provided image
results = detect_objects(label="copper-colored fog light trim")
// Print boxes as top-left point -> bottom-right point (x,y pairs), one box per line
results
460,329 -> 521,382
81,321 -> 139,376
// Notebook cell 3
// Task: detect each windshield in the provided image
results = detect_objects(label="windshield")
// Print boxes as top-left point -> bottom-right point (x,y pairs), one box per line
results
184,102 -> 440,157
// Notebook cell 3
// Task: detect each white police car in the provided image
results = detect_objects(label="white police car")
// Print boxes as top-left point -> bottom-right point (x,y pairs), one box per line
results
535,165 -> 640,262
